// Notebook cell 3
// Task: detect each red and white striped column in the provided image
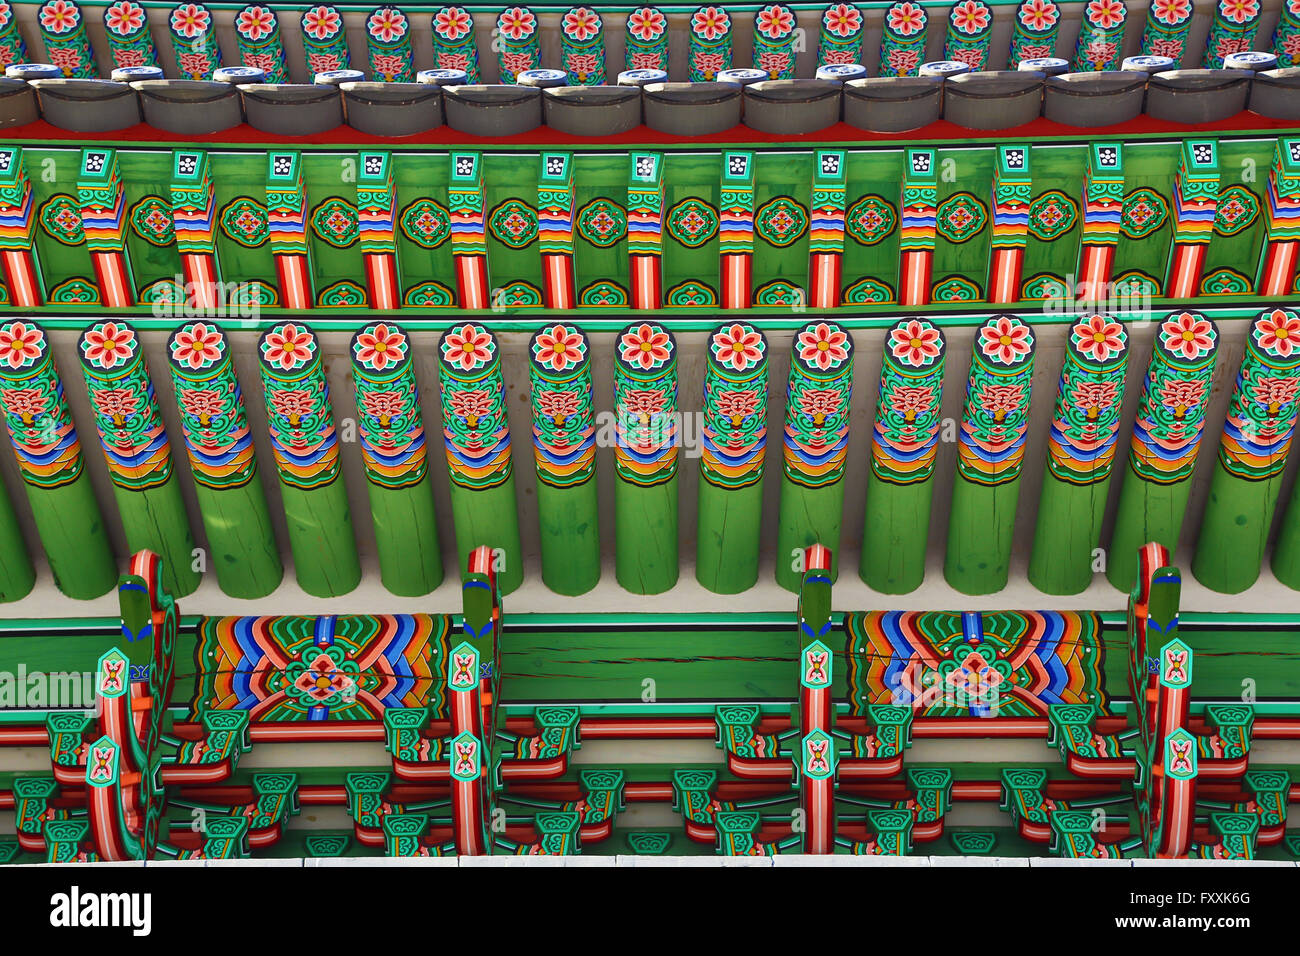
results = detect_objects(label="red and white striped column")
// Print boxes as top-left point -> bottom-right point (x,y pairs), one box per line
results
1259,138 -> 1300,296
628,151 -> 664,310
0,147 -> 43,307
808,150 -> 846,309
358,151 -> 402,310
538,152 -> 576,310
1165,140 -> 1220,300
449,151 -> 490,310
266,151 -> 313,310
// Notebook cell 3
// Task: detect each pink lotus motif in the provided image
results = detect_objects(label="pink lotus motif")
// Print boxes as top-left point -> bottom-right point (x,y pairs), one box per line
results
81,322 -> 136,370
170,322 -> 223,370
799,388 -> 843,424
367,7 -> 407,42
1255,310 -> 1300,358
714,389 -> 760,426
180,388 -> 224,424
711,324 -> 764,371
261,324 -> 315,371
501,51 -> 534,75
105,0 -> 145,35
1159,378 -> 1207,415
692,6 -> 731,40
1072,314 -> 1124,363
353,324 -> 407,371
532,324 -> 585,371
823,3 -> 862,36
441,324 -> 494,371
950,0 -> 990,34
620,324 -> 672,370
563,7 -> 601,42
293,651 -> 356,702
1072,381 -> 1118,417
496,7 -> 535,40
889,320 -> 941,366
1218,0 -> 1259,24
1084,0 -> 1125,29
0,322 -> 42,370
797,323 -> 849,371
236,5 -> 276,41
890,385 -> 936,421
627,7 -> 666,40
1017,0 -> 1059,29
447,389 -> 494,426
1151,0 -> 1191,23
0,388 -> 48,423
268,389 -> 315,424
537,390 -> 581,425
92,388 -> 140,424
302,5 -> 341,40
978,316 -> 1032,365
435,6 -> 471,40
1160,312 -> 1215,361
756,4 -> 794,39
170,3 -> 210,39
39,0 -> 79,35
360,390 -> 406,426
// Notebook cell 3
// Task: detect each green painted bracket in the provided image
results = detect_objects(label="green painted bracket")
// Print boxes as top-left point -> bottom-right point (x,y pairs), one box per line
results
43,819 -> 93,863
304,834 -> 352,858
14,776 -> 65,834
716,704 -> 783,759
0,838 -> 19,865
176,709 -> 251,769
249,772 -> 300,829
866,809 -> 913,856
949,831 -> 997,855
384,706 -> 432,762
714,810 -> 764,856
46,712 -> 94,768
864,704 -> 913,757
625,831 -> 672,855
201,816 -> 250,860
1204,704 -> 1254,758
345,771 -> 393,831
1000,767 -> 1052,826
672,768 -> 719,825
383,813 -> 429,857
906,767 -> 953,822
1242,769 -> 1289,828
1049,809 -> 1105,859
1204,812 -> 1261,860
534,811 -> 581,855
578,769 -> 626,825
1047,703 -> 1103,760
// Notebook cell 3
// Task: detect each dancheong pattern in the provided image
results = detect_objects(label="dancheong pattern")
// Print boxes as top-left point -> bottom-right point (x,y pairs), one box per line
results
257,323 -> 341,491
311,198 -> 360,248
166,322 -> 257,491
957,315 -> 1036,485
1130,311 -> 1219,484
0,320 -> 85,488
351,322 -> 428,490
576,198 -> 627,247
667,197 -> 719,247
191,615 -> 451,722
40,194 -> 85,245
529,323 -> 596,488
702,322 -> 768,489
399,198 -> 451,248
845,195 -> 896,245
1027,190 -> 1079,241
755,197 -> 808,247
846,611 -> 1108,718
871,318 -> 946,485
1120,187 -> 1170,239
439,323 -> 513,490
488,199 -> 539,249
614,322 -> 679,486
129,196 -> 175,246
1219,309 -> 1300,482
1213,184 -> 1259,236
784,321 -> 854,488
936,192 -> 988,243
1046,314 -> 1129,485
221,197 -> 270,247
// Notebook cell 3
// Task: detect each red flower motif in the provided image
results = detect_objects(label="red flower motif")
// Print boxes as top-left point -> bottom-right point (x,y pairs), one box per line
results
889,319 -> 941,366
715,389 -> 760,423
951,0 -> 990,34
353,324 -> 407,371
1085,0 -> 1125,29
620,324 -> 672,370
979,316 -> 1032,365
236,5 -> 276,41
81,322 -> 136,370
170,322 -> 223,370
890,385 -> 936,418
1218,0 -> 1258,24
367,7 -> 407,42
1151,0 -> 1191,23
1160,312 -> 1215,361
979,383 -> 1026,416
1255,309 -> 1300,358
105,1 -> 145,35
261,324 -> 315,371
1017,0 -> 1059,29
1072,314 -> 1124,363
1073,380 -> 1118,415
537,390 -> 581,423
180,387 -> 224,422
447,388 -> 494,423
627,7 -> 666,41
39,0 -> 79,35
92,387 -> 140,421
711,324 -> 764,371
360,389 -> 406,424
692,6 -> 731,40
563,7 -> 601,42
496,7 -> 535,40
532,324 -> 585,372
887,1 -> 926,36
441,324 -> 494,371
435,6 -> 472,41
170,3 -> 210,39
797,322 -> 850,371
823,3 -> 862,36
268,388 -> 315,421
1159,378 -> 1206,412
0,322 -> 42,370
302,4 -> 341,40
0,388 -> 48,421
756,4 -> 794,39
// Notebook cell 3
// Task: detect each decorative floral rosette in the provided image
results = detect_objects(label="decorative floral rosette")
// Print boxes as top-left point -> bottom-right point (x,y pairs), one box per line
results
1219,308 -> 1300,481
497,6 -> 539,83
561,6 -> 606,85
366,5 -> 414,81
234,4 -> 288,81
614,322 -> 678,486
257,322 -> 341,490
879,1 -> 927,77
625,6 -> 668,72
1046,314 -> 1129,485
351,321 -> 427,489
872,318 -> 946,485
689,5 -> 733,81
957,315 -> 1036,486
169,2 -> 222,80
1129,311 -> 1219,484
0,319 -> 84,488
1009,0 -> 1060,67
300,4 -> 350,75
166,322 -> 257,490
432,5 -> 479,82
102,0 -> 159,72
752,4 -> 798,79
438,323 -> 512,490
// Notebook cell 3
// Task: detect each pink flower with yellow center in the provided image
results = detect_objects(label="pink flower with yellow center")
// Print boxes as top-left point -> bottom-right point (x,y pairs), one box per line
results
0,322 -> 42,370
889,319 -> 941,366
1151,0 -> 1191,23
951,0 -> 990,34
261,324 -> 315,371
367,8 -> 407,42
797,323 -> 850,371
435,6 -> 471,40
1219,0 -> 1258,24
497,7 -> 535,40
236,5 -> 276,41
620,324 -> 672,370
711,324 -> 763,371
353,324 -> 407,371
441,324 -> 494,371
979,316 -> 1032,365
39,0 -> 79,35
823,3 -> 862,36
170,322 -> 223,370
756,4 -> 794,38
692,6 -> 731,40
1072,314 -> 1125,363
105,1 -> 145,35
81,322 -> 137,370
532,324 -> 585,372
1255,309 -> 1300,358
1085,0 -> 1125,29
887,1 -> 926,36
627,7 -> 666,40
170,3 -> 210,39
302,5 -> 341,40
563,7 -> 601,41
1160,312 -> 1215,362
1017,0 -> 1059,30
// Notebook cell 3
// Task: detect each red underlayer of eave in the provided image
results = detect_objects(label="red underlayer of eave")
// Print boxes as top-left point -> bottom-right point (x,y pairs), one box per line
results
2,110 -> 1296,148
